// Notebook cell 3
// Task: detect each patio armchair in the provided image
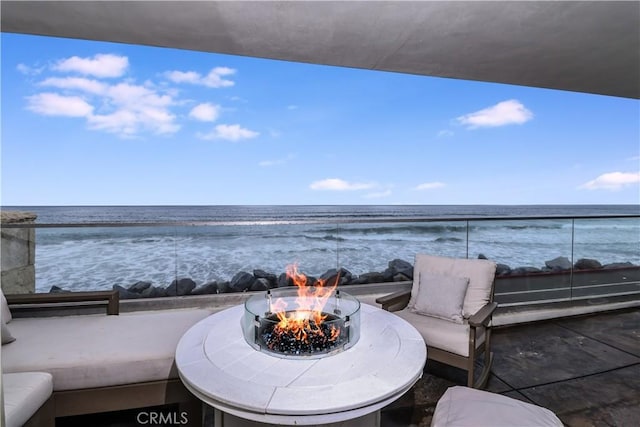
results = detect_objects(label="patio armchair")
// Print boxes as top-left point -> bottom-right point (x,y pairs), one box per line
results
376,254 -> 497,388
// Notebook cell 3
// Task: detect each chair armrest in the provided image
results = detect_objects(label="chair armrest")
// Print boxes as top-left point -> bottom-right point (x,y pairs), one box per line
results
375,289 -> 411,311
468,301 -> 498,327
6,290 -> 120,315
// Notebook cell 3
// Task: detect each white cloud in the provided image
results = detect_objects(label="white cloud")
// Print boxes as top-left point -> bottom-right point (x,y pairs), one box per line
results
259,154 -> 295,167
28,78 -> 179,137
579,171 -> 640,191
26,92 -> 93,117
87,108 -> 180,137
457,99 -> 533,129
202,67 -> 236,87
165,67 -> 236,88
189,103 -> 221,122
415,182 -> 445,190
437,130 -> 454,137
197,124 -> 259,141
165,71 -> 201,84
87,110 -> 138,136
17,63 -> 44,75
309,178 -> 375,191
137,107 -> 180,134
53,54 -> 129,78
107,83 -> 172,108
88,82 -> 179,136
212,67 -> 235,76
22,55 -> 241,138
363,190 -> 392,199
39,77 -> 107,95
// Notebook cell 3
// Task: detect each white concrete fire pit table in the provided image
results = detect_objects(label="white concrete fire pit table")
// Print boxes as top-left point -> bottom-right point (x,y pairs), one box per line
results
176,303 -> 426,427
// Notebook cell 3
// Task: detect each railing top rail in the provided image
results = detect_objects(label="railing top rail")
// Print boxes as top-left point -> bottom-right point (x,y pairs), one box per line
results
1,214 -> 638,228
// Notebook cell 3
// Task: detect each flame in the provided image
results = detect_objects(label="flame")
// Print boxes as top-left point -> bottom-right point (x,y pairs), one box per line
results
270,264 -> 340,345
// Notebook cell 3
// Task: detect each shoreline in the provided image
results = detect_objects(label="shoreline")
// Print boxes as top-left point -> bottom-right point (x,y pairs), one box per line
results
44,257 -> 640,303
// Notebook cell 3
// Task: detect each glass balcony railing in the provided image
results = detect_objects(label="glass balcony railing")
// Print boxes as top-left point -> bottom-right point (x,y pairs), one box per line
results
1,215 -> 638,307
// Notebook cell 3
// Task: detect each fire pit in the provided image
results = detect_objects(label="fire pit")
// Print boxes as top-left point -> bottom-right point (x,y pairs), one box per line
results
243,287 -> 360,358
175,264 -> 426,427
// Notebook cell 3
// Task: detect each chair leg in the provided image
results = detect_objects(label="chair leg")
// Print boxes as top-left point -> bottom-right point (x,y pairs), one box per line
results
467,357 -> 475,387
473,327 -> 494,389
473,351 -> 493,389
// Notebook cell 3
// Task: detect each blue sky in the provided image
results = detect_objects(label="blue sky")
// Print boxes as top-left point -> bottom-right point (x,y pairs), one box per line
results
2,33 -> 639,206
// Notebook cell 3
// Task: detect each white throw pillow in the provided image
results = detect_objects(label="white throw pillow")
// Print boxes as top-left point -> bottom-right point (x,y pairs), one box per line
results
411,272 -> 470,324
2,320 -> 16,345
409,254 -> 496,318
1,287 -> 12,323
1,288 -> 16,344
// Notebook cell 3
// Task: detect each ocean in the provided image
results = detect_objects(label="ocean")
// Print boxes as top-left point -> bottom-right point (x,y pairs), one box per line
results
5,205 -> 639,292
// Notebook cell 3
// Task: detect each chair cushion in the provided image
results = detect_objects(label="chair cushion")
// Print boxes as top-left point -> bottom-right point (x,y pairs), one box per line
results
395,309 -> 485,357
431,386 -> 563,427
1,308 -> 212,391
3,372 -> 53,427
409,254 -> 497,318
412,272 -> 469,323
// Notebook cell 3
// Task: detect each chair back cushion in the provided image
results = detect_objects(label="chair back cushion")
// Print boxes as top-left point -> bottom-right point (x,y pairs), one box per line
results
409,254 -> 497,318
411,272 -> 469,323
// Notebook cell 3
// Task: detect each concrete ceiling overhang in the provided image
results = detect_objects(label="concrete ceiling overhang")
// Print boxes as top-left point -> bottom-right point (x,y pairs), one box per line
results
1,1 -> 639,99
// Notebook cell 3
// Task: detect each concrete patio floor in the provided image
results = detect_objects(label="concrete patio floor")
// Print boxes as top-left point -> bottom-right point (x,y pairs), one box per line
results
381,308 -> 640,427
57,308 -> 639,427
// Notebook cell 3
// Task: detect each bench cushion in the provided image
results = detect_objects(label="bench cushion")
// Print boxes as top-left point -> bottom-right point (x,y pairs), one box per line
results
1,309 -> 212,391
432,386 -> 563,427
3,372 -> 53,427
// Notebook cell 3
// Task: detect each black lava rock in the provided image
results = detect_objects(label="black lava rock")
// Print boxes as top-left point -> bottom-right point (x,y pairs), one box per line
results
574,258 -> 603,270
128,281 -> 152,293
230,271 -> 255,292
191,282 -> 219,295
166,278 -> 196,296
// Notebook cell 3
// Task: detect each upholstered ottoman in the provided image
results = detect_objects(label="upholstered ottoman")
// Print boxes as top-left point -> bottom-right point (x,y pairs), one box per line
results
431,386 -> 563,427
